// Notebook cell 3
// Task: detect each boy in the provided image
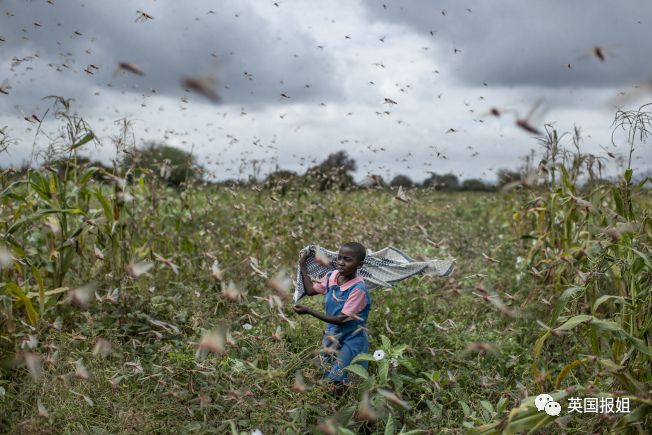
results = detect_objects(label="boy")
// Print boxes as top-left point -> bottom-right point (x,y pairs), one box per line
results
293,242 -> 371,396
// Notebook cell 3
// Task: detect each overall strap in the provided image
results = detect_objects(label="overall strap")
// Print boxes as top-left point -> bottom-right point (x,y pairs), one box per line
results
325,270 -> 333,293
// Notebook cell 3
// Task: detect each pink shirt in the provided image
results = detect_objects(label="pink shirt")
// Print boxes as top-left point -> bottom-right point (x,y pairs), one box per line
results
313,270 -> 368,317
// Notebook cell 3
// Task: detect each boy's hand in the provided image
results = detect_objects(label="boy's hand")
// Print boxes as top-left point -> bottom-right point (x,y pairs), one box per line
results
293,304 -> 310,315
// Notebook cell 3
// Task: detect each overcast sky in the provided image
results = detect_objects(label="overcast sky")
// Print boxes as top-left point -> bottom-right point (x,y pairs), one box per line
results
1,0 -> 651,184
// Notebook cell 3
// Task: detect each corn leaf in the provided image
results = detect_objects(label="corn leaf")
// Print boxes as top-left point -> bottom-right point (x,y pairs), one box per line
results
4,282 -> 38,325
550,286 -> 584,325
69,132 -> 94,150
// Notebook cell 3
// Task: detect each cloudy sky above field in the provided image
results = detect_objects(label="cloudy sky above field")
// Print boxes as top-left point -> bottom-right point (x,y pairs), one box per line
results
1,0 -> 652,184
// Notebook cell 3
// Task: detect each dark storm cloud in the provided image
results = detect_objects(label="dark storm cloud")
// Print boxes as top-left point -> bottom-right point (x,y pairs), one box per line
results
0,0 -> 341,112
363,0 -> 652,88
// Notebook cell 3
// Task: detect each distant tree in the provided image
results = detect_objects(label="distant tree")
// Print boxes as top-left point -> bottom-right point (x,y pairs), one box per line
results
422,172 -> 460,190
318,150 -> 357,173
263,169 -> 300,196
216,178 -> 239,188
461,178 -> 493,191
496,168 -> 522,189
304,150 -> 356,191
122,142 -> 203,187
390,174 -> 414,187
1,159 -> 31,180
264,169 -> 298,185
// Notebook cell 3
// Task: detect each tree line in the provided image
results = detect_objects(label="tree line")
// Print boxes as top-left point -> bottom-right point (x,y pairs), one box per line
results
2,142 -> 616,193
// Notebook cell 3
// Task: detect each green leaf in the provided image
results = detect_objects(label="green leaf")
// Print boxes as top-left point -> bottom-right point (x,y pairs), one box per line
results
338,428 -> 356,435
554,358 -> 589,389
460,401 -> 471,417
93,189 -> 114,225
393,344 -> 408,355
623,335 -> 652,357
635,176 -> 651,191
69,132 -> 94,150
531,331 -> 550,383
554,314 -> 592,331
79,167 -> 98,186
0,179 -> 28,200
612,186 -> 625,216
384,412 -> 395,435
4,282 -> 38,325
379,360 -> 389,384
48,173 -> 58,197
69,224 -> 85,240
227,420 -> 238,435
624,168 -> 632,183
592,295 -> 627,313
506,412 -> 552,433
631,257 -> 645,275
555,315 -> 652,357
7,208 -> 84,234
28,172 -> 52,201
480,400 -> 495,415
560,165 -> 573,192
381,335 -> 391,349
589,317 -> 628,334
598,358 -> 625,373
390,373 -> 403,392
338,404 -> 357,427
550,286 -> 584,325
425,370 -> 440,382
26,287 -> 69,299
343,364 -> 369,380
350,353 -> 377,364
496,397 -> 508,413
62,249 -> 75,277
425,400 -> 442,419
629,247 -> 652,272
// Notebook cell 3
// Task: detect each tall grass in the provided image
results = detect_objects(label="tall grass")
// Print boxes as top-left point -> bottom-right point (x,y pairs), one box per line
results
474,105 -> 651,433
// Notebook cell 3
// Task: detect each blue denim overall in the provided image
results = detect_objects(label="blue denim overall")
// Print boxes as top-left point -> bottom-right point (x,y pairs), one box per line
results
319,271 -> 371,383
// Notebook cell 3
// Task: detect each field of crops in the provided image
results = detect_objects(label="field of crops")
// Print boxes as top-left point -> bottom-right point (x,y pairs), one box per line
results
0,103 -> 650,435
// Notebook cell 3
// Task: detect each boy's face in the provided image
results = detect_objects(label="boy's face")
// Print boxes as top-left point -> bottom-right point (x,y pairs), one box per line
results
337,246 -> 361,276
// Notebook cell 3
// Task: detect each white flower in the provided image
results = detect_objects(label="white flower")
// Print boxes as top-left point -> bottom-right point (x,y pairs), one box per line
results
243,323 -> 253,330
389,357 -> 398,368
373,349 -> 385,361
251,429 -> 264,435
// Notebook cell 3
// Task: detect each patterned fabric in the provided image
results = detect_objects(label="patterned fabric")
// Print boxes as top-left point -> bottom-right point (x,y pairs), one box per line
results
294,244 -> 456,303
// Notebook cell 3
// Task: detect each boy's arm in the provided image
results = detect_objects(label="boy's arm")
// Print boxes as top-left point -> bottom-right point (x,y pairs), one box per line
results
296,306 -> 350,325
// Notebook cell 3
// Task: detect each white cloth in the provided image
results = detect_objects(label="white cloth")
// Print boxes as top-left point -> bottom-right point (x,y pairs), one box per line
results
294,245 -> 455,303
